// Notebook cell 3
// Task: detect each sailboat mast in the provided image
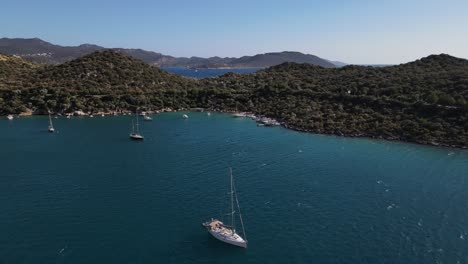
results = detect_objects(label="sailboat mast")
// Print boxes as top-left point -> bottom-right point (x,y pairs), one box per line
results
234,180 -> 247,241
230,168 -> 235,231
48,113 -> 53,127
135,111 -> 140,133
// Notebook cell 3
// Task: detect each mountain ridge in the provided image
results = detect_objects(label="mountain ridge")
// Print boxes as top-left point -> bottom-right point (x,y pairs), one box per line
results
0,37 -> 336,68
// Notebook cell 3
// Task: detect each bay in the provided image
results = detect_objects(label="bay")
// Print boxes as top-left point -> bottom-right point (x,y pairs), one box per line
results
161,67 -> 259,78
0,112 -> 467,264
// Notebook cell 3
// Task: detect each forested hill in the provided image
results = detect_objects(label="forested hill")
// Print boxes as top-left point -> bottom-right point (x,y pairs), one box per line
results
0,53 -> 37,88
32,50 -> 196,91
226,51 -> 336,68
0,50 -> 466,148
0,50 -> 198,114
201,54 -> 467,147
252,54 -> 468,106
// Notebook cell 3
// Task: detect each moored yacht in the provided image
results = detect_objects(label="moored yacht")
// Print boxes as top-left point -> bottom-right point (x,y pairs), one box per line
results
129,111 -> 144,140
202,168 -> 247,248
232,112 -> 247,118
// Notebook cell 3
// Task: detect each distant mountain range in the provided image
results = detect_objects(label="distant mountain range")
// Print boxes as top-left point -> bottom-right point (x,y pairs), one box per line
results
0,38 -> 337,68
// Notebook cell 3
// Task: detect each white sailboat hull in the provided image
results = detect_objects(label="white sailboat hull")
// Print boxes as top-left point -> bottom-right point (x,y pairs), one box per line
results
232,112 -> 247,118
129,133 -> 144,140
203,169 -> 247,249
203,219 -> 247,248
207,228 -> 247,248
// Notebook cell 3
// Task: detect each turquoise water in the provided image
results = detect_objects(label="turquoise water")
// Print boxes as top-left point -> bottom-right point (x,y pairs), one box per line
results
1,113 -> 467,264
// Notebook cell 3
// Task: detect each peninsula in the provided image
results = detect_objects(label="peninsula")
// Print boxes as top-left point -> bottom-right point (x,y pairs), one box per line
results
0,50 -> 466,148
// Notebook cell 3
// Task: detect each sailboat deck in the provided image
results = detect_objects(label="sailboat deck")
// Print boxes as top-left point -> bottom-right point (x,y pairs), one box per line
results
206,220 -> 223,229
204,219 -> 243,239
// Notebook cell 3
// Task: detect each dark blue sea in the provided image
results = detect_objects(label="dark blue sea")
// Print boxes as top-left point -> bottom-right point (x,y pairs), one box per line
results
1,112 -> 467,264
162,67 -> 259,78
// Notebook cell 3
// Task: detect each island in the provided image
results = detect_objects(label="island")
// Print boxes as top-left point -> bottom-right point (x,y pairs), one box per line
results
0,50 -> 466,148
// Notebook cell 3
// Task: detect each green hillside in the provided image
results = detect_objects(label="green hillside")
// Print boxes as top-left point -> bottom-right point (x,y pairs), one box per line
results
0,50 -> 466,148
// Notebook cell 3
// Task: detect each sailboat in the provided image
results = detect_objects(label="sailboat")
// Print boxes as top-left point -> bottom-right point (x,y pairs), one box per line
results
129,112 -> 144,140
203,168 -> 248,248
232,103 -> 247,118
232,112 -> 247,118
143,114 -> 153,121
48,113 -> 55,132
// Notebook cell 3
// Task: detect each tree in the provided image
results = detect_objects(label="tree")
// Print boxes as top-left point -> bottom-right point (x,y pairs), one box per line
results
437,94 -> 455,105
426,92 -> 438,104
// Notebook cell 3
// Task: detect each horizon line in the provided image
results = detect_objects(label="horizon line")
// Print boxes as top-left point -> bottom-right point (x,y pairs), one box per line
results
1,36 -> 466,65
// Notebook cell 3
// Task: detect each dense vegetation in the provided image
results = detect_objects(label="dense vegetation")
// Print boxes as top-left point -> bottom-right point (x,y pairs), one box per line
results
0,54 -> 37,88
0,50 -> 466,148
202,57 -> 467,148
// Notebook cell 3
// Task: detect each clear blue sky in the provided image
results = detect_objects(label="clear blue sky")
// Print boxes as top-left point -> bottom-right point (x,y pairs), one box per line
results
2,0 -> 467,64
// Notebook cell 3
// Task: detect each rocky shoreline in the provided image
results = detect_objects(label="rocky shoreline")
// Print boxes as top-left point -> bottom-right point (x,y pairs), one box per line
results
4,109 -> 466,150
283,124 -> 467,150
